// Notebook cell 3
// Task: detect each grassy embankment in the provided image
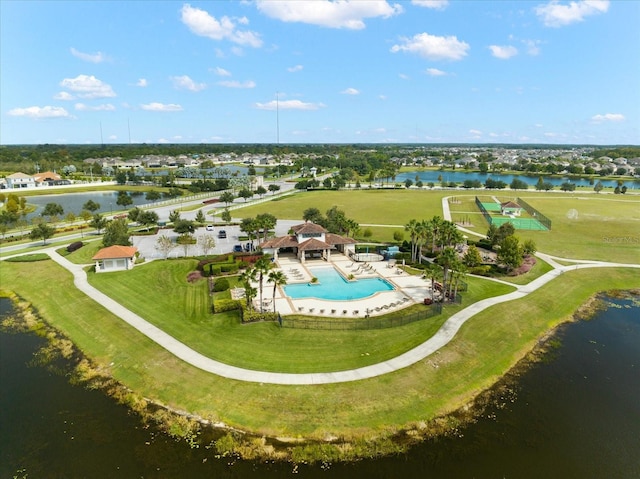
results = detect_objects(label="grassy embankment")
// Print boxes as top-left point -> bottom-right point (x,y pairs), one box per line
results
2,259 -> 638,441
1,188 -> 639,446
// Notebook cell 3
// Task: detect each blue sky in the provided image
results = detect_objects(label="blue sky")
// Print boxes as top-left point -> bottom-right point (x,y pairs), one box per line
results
1,0 -> 638,145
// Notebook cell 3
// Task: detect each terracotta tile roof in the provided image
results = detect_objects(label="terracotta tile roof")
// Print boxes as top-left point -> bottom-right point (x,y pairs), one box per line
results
291,222 -> 328,234
92,245 -> 138,260
501,201 -> 521,209
261,236 -> 299,249
297,238 -> 334,251
325,233 -> 357,245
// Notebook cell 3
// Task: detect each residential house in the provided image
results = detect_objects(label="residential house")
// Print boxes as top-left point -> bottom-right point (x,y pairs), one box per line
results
5,172 -> 36,189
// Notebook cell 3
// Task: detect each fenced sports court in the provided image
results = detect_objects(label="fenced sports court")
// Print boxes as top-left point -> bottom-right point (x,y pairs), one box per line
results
475,196 -> 551,231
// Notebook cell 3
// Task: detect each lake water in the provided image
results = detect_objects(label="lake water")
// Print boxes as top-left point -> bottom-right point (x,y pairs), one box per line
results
1,295 -> 638,478
25,191 -> 150,220
396,170 -> 637,189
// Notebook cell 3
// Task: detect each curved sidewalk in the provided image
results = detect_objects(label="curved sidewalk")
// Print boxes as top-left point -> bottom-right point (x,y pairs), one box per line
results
45,249 -> 640,385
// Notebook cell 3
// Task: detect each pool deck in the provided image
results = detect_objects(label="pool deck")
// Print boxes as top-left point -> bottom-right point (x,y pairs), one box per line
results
253,254 -> 433,317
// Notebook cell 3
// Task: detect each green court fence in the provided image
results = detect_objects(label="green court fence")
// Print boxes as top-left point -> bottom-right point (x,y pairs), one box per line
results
280,303 -> 443,330
517,197 -> 552,230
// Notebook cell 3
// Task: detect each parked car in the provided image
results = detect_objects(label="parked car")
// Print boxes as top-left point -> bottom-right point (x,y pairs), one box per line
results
205,225 -> 214,231
233,244 -> 243,252
218,230 -> 227,239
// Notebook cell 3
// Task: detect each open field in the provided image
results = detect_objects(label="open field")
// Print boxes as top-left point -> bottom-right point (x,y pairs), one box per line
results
86,258 -> 515,373
235,190 -> 640,263
2,258 -> 638,439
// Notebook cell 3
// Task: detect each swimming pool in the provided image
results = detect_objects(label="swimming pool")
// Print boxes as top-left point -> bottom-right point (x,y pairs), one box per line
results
283,267 -> 393,300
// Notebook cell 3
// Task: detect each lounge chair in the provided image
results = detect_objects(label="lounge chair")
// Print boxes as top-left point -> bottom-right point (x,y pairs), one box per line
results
343,310 -> 348,315
298,306 -> 304,312
319,309 -> 325,314
331,309 -> 337,314
353,310 -> 359,315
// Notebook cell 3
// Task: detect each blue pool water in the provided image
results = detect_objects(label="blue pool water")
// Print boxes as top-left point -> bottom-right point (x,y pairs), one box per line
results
283,267 -> 393,300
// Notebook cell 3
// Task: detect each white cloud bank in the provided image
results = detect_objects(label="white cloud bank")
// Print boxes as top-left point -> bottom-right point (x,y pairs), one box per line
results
591,113 -> 625,122
171,75 -> 206,91
535,0 -> 609,27
391,32 -> 469,61
136,78 -> 148,87
217,80 -> 256,89
60,74 -> 116,99
75,103 -> 116,111
181,4 -> 262,47
426,67 -> 447,76
489,45 -> 518,59
254,99 -> 325,111
140,102 -> 183,112
412,0 -> 449,10
256,0 -> 403,29
8,106 -> 71,119
341,87 -> 360,95
70,47 -> 108,63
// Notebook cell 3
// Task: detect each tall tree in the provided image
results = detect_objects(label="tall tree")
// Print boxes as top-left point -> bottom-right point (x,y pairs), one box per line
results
30,223 -> 55,245
155,235 -> 175,260
267,270 -> 287,313
436,247 -> 458,302
102,218 -> 131,247
82,199 -> 101,213
253,256 -> 273,311
404,219 -> 420,262
498,235 -> 523,272
219,191 -> 235,205
89,213 -> 108,234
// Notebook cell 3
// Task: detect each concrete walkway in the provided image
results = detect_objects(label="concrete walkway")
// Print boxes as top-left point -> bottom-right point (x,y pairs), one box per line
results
39,248 -> 639,385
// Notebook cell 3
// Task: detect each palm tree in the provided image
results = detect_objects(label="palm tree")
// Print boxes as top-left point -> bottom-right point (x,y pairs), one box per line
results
429,215 -> 444,253
253,257 -> 273,310
404,219 -> 419,262
436,247 -> 458,302
451,263 -> 468,302
238,267 -> 257,309
423,262 -> 441,303
267,270 -> 287,313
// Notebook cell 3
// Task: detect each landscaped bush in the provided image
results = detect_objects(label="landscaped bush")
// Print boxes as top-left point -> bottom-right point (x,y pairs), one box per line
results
508,255 -> 537,276
66,241 -> 84,253
470,265 -> 493,276
240,303 -> 278,323
220,263 -> 239,274
213,298 -> 241,313
4,253 -> 50,262
213,278 -> 230,292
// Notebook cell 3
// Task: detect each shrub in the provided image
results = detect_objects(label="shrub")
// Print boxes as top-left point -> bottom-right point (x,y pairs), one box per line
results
470,265 -> 492,276
66,241 -> 84,253
213,278 -> 230,292
240,303 -> 278,323
220,263 -> 239,274
213,299 -> 241,313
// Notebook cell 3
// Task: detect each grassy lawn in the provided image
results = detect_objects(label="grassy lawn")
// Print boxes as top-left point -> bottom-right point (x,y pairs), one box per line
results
86,258 -> 515,372
2,258 -> 638,439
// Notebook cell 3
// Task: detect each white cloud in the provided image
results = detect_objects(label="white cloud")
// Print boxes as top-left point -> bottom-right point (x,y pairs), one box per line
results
108,135 -> 117,140
213,67 -> 232,77
256,0 -> 403,30
489,45 -> 518,59
399,73 -> 410,80
140,102 -> 183,112
523,39 -> 542,56
171,75 -> 206,92
8,106 -> 71,119
136,78 -> 148,87
591,113 -> 625,122
426,67 -> 446,76
74,103 -> 116,111
341,87 -> 360,95
535,0 -> 609,27
54,91 -> 75,101
217,80 -> 256,89
469,129 -> 483,135
180,4 -> 262,47
379,94 -> 387,100
60,74 -> 116,98
70,47 -> 108,63
412,0 -> 449,9
287,64 -> 304,72
391,33 -> 470,61
254,99 -> 325,111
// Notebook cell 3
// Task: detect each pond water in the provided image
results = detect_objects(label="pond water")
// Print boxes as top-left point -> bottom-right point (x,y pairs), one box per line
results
25,191 -> 150,220
395,170 -> 637,189
1,295 -> 638,478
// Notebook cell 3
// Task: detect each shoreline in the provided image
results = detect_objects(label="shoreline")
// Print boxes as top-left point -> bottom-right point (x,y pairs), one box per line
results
3,288 -> 637,462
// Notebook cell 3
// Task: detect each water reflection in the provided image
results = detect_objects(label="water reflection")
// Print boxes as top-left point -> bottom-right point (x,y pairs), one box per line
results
1,296 -> 638,478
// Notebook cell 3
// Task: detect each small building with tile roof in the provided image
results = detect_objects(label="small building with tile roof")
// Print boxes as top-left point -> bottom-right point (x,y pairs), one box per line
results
500,200 -> 523,216
5,172 -> 36,189
261,222 -> 356,262
92,245 -> 138,273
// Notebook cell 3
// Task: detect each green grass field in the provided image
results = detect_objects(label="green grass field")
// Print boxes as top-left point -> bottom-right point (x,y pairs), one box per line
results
86,258 -> 515,372
2,259 -> 638,440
